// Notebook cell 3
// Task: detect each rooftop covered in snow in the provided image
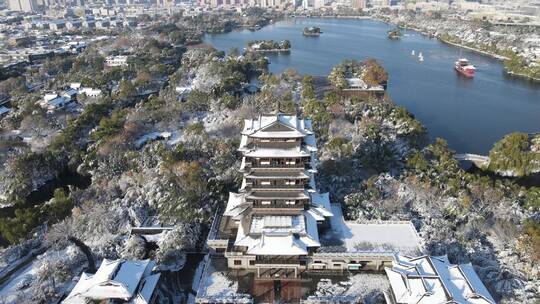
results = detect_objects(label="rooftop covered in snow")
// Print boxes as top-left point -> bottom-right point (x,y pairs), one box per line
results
241,113 -> 313,137
234,211 -> 321,256
385,254 -> 495,304
63,259 -> 159,304
318,204 -> 422,255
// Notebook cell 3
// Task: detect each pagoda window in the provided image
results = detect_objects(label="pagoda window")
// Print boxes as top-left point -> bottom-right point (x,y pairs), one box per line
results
261,181 -> 271,185
285,180 -> 296,185
285,200 -> 296,205
261,201 -> 272,205
260,159 -> 270,165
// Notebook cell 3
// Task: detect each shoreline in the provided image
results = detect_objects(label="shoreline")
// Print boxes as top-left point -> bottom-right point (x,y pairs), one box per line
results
374,16 -> 540,82
504,69 -> 540,82
438,38 -> 509,61
245,48 -> 291,53
292,15 -> 371,20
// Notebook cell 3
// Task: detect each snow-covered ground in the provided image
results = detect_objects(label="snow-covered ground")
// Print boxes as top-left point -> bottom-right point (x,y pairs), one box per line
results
321,204 -> 422,255
306,273 -> 390,303
135,131 -> 173,148
195,258 -> 251,303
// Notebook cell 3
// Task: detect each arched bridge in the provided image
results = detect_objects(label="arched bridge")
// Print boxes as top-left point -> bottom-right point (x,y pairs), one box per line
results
455,154 -> 490,168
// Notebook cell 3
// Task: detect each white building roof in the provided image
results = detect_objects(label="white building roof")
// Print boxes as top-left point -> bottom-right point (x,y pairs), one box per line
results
47,96 -> 67,107
250,215 -> 305,235
44,93 -> 59,101
131,273 -> 161,304
305,134 -> 318,152
246,191 -> 310,200
346,77 -> 368,89
239,135 -> 249,152
80,87 -> 102,96
63,88 -> 78,97
302,210 -> 321,247
244,147 -> 310,158
241,114 -> 313,137
310,192 -> 333,217
385,254 -> 495,304
234,210 -> 321,256
342,222 -> 421,254
247,234 -> 308,256
223,192 -> 248,218
327,204 -> 421,254
63,259 -> 157,304
70,82 -> 82,89
245,171 -> 310,179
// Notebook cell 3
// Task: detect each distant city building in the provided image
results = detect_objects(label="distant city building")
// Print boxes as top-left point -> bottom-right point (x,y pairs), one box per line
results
351,0 -> 367,9
66,19 -> 82,30
302,0 -> 313,9
8,0 -> 39,12
313,0 -> 325,9
82,19 -> 95,28
95,19 -> 110,28
369,0 -> 390,7
49,20 -> 66,31
8,35 -> 36,47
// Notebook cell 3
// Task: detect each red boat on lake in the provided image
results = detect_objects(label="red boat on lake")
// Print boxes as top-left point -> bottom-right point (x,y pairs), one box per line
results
455,58 -> 476,78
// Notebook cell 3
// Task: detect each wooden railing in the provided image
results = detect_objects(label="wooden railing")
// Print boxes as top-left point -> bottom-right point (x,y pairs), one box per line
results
249,184 -> 306,190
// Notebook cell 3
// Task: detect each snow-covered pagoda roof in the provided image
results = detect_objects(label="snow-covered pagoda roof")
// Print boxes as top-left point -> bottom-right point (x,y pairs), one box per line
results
244,147 -> 311,158
309,192 -> 333,218
247,234 -> 308,255
238,113 -> 318,153
246,190 -> 310,200
234,211 -> 321,256
223,192 -> 249,218
385,254 -> 495,304
63,259 -> 158,304
132,273 -> 161,304
241,113 -> 314,138
246,171 -> 310,179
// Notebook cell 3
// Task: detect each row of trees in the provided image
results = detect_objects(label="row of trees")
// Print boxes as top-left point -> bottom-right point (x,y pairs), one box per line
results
488,132 -> 540,176
327,59 -> 388,90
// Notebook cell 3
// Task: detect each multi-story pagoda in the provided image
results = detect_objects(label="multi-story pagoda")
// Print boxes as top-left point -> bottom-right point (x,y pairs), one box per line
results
207,111 -> 334,278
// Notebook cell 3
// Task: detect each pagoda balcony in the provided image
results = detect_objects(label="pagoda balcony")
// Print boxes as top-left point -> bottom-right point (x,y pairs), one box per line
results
250,163 -> 306,169
248,184 -> 307,190
251,203 -> 305,209
254,258 -> 304,265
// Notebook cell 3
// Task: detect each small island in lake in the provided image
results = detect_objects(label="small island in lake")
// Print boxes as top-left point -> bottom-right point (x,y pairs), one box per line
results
387,28 -> 402,39
303,26 -> 322,36
246,39 -> 291,53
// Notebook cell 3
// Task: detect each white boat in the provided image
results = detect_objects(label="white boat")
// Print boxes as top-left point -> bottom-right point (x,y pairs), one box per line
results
411,50 -> 415,56
418,52 -> 424,61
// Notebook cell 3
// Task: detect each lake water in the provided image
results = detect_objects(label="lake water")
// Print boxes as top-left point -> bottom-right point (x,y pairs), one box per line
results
204,18 -> 540,154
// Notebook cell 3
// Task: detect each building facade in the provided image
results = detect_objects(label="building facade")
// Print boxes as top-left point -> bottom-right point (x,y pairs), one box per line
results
8,0 -> 39,12
207,112 -> 335,278
203,112 -> 496,302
